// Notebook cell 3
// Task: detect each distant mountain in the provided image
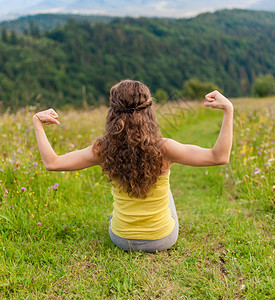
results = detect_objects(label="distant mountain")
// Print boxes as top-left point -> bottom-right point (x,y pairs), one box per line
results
29,0 -> 75,11
0,14 -> 113,33
249,0 -> 275,11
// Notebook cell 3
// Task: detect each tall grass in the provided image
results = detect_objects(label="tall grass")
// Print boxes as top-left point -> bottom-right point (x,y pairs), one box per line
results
0,98 -> 274,298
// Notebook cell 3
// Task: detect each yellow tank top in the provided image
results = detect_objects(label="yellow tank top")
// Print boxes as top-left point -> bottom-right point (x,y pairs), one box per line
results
110,171 -> 175,240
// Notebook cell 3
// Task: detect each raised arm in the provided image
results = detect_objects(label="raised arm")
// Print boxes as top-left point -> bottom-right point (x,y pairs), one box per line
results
33,109 -> 100,171
163,90 -> 233,167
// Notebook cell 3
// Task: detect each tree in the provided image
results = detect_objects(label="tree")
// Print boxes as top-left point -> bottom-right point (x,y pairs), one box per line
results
182,78 -> 220,100
252,74 -> 275,97
29,21 -> 40,38
10,30 -> 18,45
1,27 -> 8,42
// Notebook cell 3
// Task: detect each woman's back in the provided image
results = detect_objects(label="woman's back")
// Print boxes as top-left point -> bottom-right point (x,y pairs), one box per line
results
110,171 -> 175,240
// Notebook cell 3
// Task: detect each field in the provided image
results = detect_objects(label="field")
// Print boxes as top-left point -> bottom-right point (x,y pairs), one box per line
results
0,97 -> 274,299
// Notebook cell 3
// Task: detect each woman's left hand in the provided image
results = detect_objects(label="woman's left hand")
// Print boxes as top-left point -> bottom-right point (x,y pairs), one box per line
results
34,108 -> 60,125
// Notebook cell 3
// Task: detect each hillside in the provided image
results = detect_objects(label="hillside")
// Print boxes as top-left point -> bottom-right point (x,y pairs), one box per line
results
0,9 -> 274,109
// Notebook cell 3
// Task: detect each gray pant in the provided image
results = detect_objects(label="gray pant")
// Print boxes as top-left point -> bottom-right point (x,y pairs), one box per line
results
109,190 -> 179,253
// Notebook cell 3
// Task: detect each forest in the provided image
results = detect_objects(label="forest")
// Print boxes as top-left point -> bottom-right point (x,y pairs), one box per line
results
0,9 -> 274,109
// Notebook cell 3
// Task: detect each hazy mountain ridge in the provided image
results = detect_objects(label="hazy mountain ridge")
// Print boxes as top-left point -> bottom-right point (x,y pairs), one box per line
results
1,0 -> 275,21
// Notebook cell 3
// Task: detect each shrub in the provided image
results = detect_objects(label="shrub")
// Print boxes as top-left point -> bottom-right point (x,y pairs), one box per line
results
154,88 -> 168,104
182,78 -> 220,100
252,74 -> 275,97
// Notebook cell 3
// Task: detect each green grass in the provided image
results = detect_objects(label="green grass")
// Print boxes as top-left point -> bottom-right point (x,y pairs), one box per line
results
0,99 -> 274,299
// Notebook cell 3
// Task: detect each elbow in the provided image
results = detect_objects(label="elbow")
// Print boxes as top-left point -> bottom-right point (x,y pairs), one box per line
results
43,156 -> 59,171
211,150 -> 230,165
215,157 -> 230,165
44,164 -> 55,171
44,161 -> 57,171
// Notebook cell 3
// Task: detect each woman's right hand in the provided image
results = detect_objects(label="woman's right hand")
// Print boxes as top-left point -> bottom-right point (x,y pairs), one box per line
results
204,90 -> 233,112
33,108 -> 60,125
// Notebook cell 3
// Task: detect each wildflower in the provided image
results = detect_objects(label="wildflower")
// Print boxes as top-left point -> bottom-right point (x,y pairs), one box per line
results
225,173 -> 229,179
10,205 -> 14,209
0,169 -> 3,172
37,222 -> 42,226
267,158 -> 275,166
3,194 -> 8,197
50,183 -> 59,190
257,151 -> 261,155
32,162 -> 38,166
21,187 -> 27,191
252,168 -> 261,176
205,171 -> 208,175
17,149 -> 23,154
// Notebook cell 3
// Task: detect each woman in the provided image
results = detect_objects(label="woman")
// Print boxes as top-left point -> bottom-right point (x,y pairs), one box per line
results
33,79 -> 233,252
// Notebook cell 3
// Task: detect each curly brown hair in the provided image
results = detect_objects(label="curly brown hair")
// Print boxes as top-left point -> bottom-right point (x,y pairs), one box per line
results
93,79 -> 164,198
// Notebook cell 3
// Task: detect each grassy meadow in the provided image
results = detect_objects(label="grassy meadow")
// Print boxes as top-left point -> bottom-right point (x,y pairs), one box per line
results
0,97 -> 274,299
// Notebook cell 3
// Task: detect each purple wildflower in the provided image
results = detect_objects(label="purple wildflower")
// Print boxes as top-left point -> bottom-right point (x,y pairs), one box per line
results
10,205 -> 14,209
254,168 -> 261,175
37,222 -> 42,226
257,151 -> 261,155
0,169 -> 3,172
32,162 -> 38,166
225,173 -> 229,179
50,183 -> 59,190
3,194 -> 8,197
17,149 -> 23,154
21,187 -> 27,191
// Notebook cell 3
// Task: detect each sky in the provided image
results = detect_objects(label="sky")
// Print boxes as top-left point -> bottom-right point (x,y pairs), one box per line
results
0,0 -> 271,20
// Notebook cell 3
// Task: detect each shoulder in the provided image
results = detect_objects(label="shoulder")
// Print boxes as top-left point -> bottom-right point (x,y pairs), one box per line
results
161,138 -> 180,154
160,138 -> 176,166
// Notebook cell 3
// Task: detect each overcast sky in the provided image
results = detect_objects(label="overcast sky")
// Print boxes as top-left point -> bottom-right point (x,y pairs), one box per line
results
0,0 -> 269,20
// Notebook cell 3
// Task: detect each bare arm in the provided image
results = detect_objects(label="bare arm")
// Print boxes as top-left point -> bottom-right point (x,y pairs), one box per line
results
164,90 -> 233,166
33,109 -> 100,171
